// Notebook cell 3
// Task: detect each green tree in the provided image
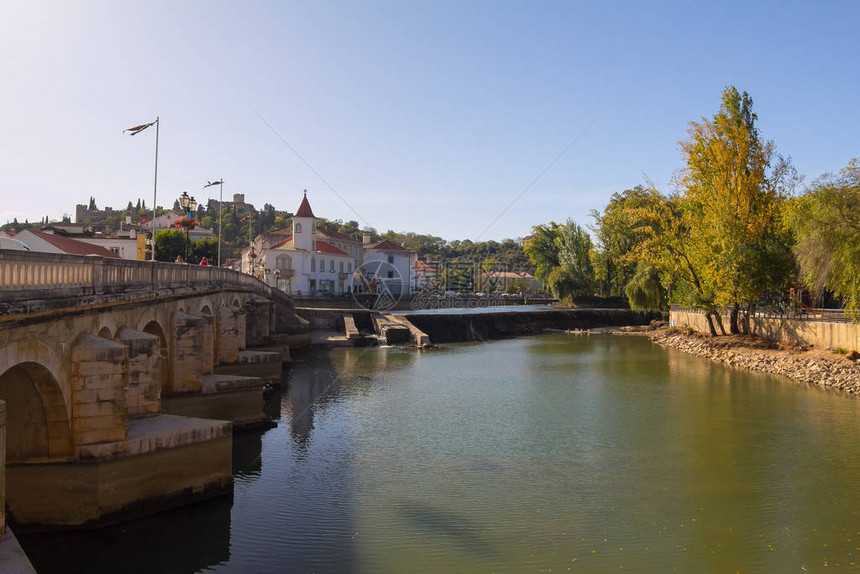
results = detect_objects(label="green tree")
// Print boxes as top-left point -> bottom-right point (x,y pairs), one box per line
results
191,237 -> 219,263
154,229 -> 187,262
590,185 -> 653,297
678,86 -> 797,333
625,261 -> 666,310
629,187 -> 724,334
556,219 -> 594,296
523,222 -> 560,282
789,158 -> 860,313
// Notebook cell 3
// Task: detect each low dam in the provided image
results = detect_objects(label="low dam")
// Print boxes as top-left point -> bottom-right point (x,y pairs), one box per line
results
400,307 -> 663,343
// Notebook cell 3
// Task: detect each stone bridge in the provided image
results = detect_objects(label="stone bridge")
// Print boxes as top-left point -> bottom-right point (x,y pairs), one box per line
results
0,251 -> 305,531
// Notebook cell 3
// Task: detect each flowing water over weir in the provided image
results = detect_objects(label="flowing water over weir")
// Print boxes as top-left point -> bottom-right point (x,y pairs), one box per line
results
18,334 -> 860,573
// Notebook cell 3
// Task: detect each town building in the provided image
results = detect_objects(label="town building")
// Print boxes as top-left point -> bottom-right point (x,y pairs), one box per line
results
240,192 -> 415,297
362,236 -> 415,297
413,259 -> 440,291
4,229 -> 120,257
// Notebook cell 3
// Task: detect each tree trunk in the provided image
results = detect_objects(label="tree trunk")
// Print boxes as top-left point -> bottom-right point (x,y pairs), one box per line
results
712,311 -> 727,335
729,304 -> 740,335
705,312 -> 718,336
741,303 -> 753,335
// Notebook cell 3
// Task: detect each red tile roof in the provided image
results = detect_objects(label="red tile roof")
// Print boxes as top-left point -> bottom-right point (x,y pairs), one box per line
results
29,230 -> 120,257
295,193 -> 315,218
483,271 -> 535,280
413,260 -> 438,272
364,239 -> 411,252
270,236 -> 293,249
315,240 -> 349,256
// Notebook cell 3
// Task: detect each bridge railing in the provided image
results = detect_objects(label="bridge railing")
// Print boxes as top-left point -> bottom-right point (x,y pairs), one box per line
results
0,251 -> 283,303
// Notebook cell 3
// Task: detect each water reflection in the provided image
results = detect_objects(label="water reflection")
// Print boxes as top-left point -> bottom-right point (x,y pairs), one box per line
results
232,429 -> 263,478
17,335 -> 860,573
19,493 -> 232,574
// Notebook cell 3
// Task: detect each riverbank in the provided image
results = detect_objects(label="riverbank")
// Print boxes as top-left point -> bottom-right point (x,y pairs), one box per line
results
649,328 -> 860,394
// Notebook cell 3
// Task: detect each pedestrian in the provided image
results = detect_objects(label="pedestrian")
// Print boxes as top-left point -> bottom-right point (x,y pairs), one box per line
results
175,255 -> 184,263
199,257 -> 209,266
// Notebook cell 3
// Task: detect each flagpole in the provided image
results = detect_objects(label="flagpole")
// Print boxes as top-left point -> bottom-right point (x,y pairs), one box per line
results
217,179 -> 223,267
152,116 -> 160,262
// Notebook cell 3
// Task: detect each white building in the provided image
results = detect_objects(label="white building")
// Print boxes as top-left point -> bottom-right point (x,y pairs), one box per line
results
4,229 -> 120,258
361,236 -> 416,297
412,260 -> 440,291
240,192 -> 415,297
153,211 -> 216,241
245,193 -> 359,296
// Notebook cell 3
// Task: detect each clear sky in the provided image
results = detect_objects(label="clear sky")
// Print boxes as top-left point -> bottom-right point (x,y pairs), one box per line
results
2,0 -> 858,241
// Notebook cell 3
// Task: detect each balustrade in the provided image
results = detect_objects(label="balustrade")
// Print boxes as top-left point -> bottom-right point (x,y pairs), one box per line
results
0,251 -> 289,305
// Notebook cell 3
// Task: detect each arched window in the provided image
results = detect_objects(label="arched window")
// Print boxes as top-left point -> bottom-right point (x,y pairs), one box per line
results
295,222 -> 302,234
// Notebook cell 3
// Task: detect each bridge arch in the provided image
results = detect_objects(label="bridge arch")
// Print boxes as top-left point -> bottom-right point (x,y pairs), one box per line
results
140,319 -> 169,393
198,295 -> 217,316
0,338 -> 72,459
95,316 -> 119,340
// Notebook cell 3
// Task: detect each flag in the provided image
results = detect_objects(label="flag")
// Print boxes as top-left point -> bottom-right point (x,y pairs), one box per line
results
124,120 -> 156,135
204,180 -> 223,188
239,215 -> 251,223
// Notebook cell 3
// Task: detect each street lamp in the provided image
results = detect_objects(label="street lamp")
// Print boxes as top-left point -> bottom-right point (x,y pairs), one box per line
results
203,179 -> 224,266
178,192 -> 198,260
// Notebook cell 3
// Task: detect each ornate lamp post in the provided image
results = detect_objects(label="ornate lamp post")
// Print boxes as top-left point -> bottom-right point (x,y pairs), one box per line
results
178,192 -> 198,260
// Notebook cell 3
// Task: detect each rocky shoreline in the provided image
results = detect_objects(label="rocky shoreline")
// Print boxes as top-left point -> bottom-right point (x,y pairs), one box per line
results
648,328 -> 860,395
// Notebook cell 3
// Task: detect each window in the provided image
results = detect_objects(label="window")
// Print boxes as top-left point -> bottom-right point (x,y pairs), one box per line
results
339,261 -> 344,272
330,260 -> 335,273
311,257 -> 316,272
110,247 -> 120,255
348,262 -> 352,272
295,222 -> 302,234
309,279 -> 316,291
320,259 -> 325,272
387,255 -> 395,264
387,270 -> 394,279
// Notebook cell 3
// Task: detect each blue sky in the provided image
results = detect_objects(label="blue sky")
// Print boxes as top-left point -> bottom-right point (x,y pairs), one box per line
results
1,0 -> 858,241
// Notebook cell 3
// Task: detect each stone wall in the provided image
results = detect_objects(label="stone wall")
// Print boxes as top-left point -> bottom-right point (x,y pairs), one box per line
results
71,335 -> 128,446
115,328 -> 160,417
1,400 -> 5,539
671,310 -> 860,352
405,309 -> 663,343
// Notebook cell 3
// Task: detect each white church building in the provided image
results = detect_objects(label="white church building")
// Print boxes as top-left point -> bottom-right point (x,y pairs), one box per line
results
242,192 -> 415,297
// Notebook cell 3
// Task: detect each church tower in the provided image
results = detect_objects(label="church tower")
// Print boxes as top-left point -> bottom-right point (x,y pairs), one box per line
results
292,190 -> 316,252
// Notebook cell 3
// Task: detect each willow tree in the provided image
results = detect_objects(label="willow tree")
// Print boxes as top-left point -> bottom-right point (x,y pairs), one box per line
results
524,222 -> 561,282
679,86 -> 796,334
790,158 -> 860,312
589,185 -> 654,297
628,187 -> 724,335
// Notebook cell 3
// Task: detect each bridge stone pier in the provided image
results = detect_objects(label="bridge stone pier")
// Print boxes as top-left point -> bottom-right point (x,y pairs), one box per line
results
0,251 -> 307,529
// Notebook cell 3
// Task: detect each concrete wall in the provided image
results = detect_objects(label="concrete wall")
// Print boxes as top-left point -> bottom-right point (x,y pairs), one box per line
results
405,309 -> 663,343
670,310 -> 860,351
5,433 -> 232,528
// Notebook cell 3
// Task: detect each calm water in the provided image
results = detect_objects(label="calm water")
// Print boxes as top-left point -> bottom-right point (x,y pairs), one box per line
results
20,334 -> 860,573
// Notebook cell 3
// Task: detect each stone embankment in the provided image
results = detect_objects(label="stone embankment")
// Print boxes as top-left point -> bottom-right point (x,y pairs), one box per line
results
650,328 -> 860,394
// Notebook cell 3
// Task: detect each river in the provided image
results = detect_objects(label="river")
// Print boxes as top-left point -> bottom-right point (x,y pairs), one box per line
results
19,334 -> 860,572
